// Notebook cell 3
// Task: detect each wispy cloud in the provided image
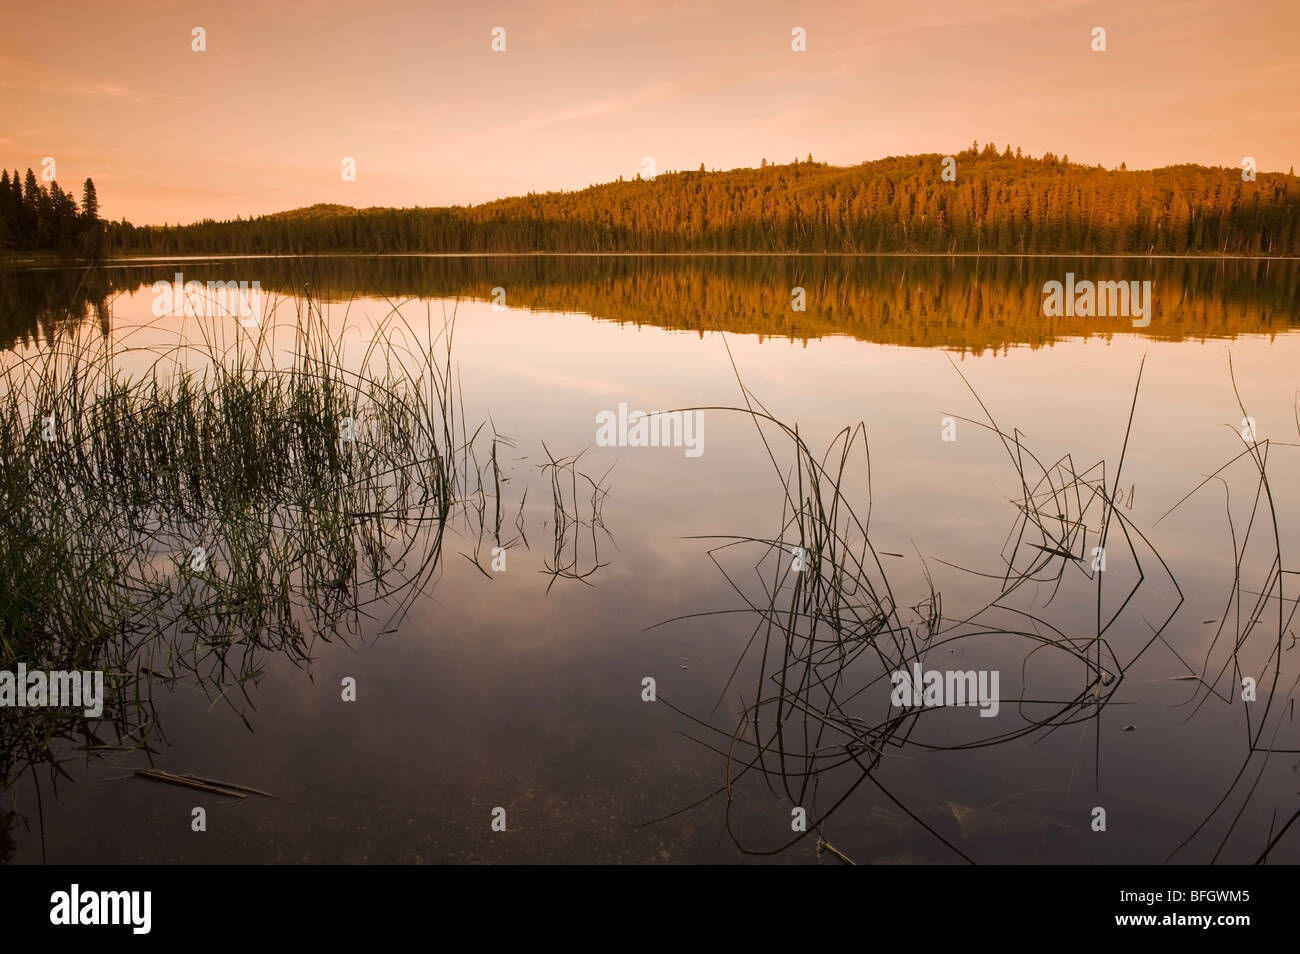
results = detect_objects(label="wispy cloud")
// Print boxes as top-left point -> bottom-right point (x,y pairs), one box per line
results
865,0 -> 1093,36
0,55 -> 178,103
499,81 -> 677,135
528,0 -> 687,39
356,119 -> 420,133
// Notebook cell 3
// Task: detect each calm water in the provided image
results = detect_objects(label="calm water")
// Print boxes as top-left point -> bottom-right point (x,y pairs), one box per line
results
3,255 -> 1299,864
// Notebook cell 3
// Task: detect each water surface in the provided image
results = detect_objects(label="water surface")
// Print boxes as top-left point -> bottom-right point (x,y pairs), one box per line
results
3,255 -> 1298,864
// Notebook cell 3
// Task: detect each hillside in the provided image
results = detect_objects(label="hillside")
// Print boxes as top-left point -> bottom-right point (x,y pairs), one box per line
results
105,144 -> 1300,256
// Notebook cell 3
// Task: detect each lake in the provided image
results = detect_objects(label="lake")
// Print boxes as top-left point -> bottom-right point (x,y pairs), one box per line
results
2,254 -> 1298,864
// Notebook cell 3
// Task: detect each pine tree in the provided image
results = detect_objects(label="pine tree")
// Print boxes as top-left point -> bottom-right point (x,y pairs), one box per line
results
21,169 -> 39,246
0,170 -> 11,247
8,172 -> 20,242
35,179 -> 54,249
80,178 -> 103,258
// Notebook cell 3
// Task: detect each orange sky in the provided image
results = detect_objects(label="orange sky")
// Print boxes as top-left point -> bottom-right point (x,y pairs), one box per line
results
2,0 -> 1297,225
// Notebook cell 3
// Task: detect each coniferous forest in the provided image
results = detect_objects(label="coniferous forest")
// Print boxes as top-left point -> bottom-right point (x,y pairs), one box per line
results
5,147 -> 1299,260
97,145 -> 1300,257
0,170 -> 103,257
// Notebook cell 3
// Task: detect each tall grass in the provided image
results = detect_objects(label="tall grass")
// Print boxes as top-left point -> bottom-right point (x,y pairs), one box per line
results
0,289 -> 469,799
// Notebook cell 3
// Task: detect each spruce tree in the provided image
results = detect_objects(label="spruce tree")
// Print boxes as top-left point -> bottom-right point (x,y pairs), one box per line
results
35,178 -> 54,249
0,169 -> 11,247
80,178 -> 102,258
22,169 -> 40,246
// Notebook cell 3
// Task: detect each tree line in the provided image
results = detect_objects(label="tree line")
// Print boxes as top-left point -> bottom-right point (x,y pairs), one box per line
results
0,170 -> 103,258
103,145 -> 1300,256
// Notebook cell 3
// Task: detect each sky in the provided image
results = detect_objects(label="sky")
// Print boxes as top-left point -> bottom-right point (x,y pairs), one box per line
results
1,0 -> 1297,225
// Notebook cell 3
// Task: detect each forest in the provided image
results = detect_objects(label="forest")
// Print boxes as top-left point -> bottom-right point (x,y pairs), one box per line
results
0,170 -> 103,257
100,144 -> 1300,256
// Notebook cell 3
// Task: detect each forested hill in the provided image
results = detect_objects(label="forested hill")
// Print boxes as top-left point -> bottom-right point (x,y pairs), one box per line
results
106,144 -> 1300,256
